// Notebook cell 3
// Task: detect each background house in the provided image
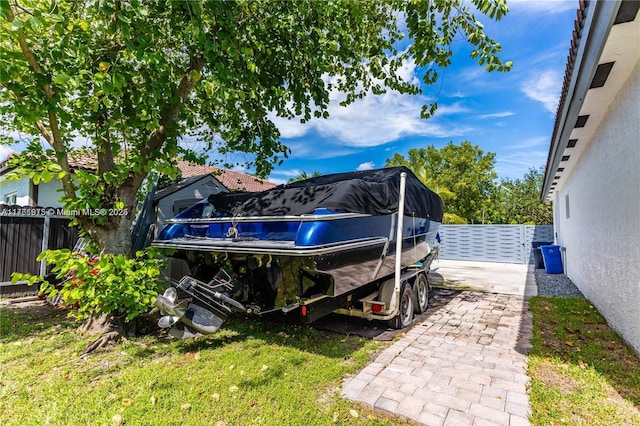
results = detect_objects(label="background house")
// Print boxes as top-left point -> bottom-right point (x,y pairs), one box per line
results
0,154 -> 275,208
153,160 -> 276,234
0,151 -> 95,207
1,152 -> 276,248
542,1 -> 639,354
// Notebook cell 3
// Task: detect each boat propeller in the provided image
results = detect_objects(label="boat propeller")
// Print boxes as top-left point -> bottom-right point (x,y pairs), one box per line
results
154,287 -> 225,338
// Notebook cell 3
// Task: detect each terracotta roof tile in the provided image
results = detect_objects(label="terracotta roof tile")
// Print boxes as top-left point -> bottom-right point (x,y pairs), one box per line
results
545,0 -> 588,177
176,160 -> 276,192
0,152 -> 17,171
1,150 -> 276,193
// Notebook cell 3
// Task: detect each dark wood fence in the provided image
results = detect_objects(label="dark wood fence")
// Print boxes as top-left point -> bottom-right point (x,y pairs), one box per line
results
0,206 -> 79,296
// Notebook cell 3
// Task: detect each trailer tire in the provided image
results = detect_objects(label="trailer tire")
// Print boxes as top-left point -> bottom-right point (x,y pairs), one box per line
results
413,273 -> 429,314
388,282 -> 414,329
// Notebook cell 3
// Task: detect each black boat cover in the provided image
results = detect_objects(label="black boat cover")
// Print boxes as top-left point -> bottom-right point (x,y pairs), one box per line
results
208,167 -> 443,222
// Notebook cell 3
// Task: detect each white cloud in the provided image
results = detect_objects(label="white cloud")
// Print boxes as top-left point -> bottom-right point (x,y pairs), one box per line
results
0,145 -> 14,163
478,111 -> 515,119
271,168 -> 303,178
506,136 -> 549,150
271,60 -> 473,150
357,161 -> 375,171
432,102 -> 470,116
274,118 -> 310,139
507,0 -> 577,14
521,70 -> 562,114
284,140 -> 359,160
496,149 -> 549,179
448,91 -> 466,99
267,177 -> 287,185
274,92 -> 470,149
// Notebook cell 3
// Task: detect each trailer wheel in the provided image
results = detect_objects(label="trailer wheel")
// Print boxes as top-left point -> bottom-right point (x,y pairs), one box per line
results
388,282 -> 414,329
413,273 -> 429,314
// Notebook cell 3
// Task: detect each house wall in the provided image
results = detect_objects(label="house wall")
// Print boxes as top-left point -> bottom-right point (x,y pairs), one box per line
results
36,181 -> 65,207
553,62 -> 640,353
0,176 -> 31,205
155,177 -> 227,234
0,176 -> 64,207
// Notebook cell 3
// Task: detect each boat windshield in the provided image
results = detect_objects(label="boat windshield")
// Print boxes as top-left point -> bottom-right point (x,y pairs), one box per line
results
174,200 -> 231,219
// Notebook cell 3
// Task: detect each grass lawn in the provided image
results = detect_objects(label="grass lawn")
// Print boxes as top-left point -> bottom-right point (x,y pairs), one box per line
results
3,295 -> 640,425
528,296 -> 640,425
0,303 -> 405,426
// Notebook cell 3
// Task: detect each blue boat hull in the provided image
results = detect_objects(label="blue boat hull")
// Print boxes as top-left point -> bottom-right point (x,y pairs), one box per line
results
153,207 -> 439,305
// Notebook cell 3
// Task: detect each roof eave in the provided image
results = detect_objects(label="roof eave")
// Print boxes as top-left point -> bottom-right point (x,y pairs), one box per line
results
542,0 -> 621,201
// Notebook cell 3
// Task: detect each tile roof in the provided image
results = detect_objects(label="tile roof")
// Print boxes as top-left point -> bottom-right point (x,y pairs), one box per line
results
542,0 -> 639,200
0,150 -> 276,193
0,149 -> 97,172
176,160 -> 276,192
0,152 -> 17,171
547,0 -> 588,163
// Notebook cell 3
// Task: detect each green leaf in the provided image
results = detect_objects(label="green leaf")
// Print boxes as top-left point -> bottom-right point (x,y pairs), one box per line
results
10,19 -> 23,31
117,13 -> 131,24
40,170 -> 53,182
54,73 -> 71,85
189,70 -> 201,83
29,16 -> 42,31
112,73 -> 126,89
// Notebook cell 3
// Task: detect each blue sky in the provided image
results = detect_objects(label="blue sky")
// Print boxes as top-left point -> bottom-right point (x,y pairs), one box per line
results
265,0 -> 579,184
1,1 -> 579,186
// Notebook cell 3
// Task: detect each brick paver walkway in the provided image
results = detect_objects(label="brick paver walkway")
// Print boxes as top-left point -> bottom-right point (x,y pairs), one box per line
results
342,291 -> 533,425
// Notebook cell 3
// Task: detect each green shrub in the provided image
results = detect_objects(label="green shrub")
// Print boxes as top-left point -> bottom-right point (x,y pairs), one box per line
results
13,248 -> 165,322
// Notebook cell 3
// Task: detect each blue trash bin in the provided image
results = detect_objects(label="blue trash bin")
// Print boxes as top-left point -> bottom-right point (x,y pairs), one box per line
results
540,245 -> 563,274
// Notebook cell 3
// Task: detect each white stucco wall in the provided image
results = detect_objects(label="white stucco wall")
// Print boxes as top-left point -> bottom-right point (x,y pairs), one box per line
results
0,176 -> 31,205
36,181 -> 65,207
0,176 -> 65,207
553,63 -> 640,353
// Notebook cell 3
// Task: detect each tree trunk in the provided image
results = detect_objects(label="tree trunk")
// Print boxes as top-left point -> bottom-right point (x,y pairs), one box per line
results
96,217 -> 134,256
80,208 -> 137,354
79,314 -> 123,355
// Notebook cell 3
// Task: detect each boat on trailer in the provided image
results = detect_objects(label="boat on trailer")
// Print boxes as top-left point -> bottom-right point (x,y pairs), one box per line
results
152,167 -> 443,338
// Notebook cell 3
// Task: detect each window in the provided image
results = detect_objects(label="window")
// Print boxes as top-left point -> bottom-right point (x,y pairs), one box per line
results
565,194 -> 570,219
4,192 -> 17,205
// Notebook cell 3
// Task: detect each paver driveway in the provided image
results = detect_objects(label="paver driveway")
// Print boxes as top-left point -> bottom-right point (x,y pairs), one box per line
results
342,261 -> 534,426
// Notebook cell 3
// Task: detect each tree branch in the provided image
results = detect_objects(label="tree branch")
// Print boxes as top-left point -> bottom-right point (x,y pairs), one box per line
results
5,3 -> 76,201
96,114 -> 114,175
130,52 -> 206,190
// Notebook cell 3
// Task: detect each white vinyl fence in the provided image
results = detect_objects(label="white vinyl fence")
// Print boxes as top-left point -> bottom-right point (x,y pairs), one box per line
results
438,225 -> 554,264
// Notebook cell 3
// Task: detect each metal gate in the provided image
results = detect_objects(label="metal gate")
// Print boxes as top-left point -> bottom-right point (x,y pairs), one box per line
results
438,225 -> 553,264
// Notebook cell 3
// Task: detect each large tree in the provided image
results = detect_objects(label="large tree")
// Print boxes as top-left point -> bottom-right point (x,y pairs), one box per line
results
386,141 -> 497,223
491,167 -> 553,224
1,0 -> 511,344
